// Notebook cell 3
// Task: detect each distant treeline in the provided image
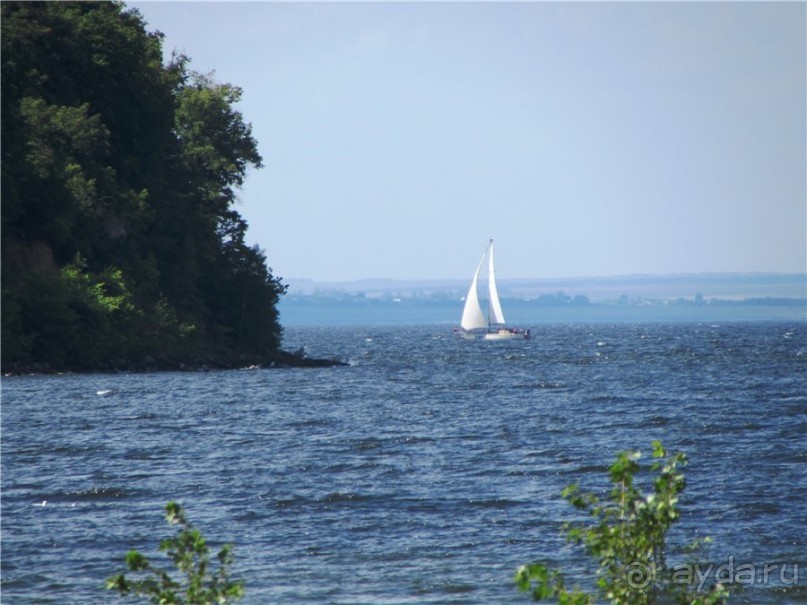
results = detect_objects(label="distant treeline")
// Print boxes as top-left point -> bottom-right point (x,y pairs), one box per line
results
2,2 -> 285,372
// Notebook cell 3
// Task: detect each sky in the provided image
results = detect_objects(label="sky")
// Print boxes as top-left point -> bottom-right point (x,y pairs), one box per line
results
130,1 -> 806,282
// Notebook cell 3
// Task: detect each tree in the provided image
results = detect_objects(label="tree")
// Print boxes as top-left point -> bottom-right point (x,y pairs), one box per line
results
515,441 -> 729,605
1,1 -> 285,371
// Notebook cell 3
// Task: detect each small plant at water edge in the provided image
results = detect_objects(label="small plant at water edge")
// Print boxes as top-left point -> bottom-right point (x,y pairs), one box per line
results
515,440 -> 729,605
107,501 -> 244,604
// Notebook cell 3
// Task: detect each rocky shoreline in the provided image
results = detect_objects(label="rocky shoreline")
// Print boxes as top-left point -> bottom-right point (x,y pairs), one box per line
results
2,348 -> 348,376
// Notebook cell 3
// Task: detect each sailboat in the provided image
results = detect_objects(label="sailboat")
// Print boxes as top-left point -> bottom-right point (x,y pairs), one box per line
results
456,240 -> 530,340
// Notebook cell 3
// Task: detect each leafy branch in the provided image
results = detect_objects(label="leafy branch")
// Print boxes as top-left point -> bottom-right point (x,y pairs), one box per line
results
107,502 -> 244,604
516,441 -> 729,605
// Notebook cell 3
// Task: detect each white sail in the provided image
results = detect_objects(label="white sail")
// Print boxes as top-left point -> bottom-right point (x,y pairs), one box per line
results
460,250 -> 487,331
487,240 -> 506,325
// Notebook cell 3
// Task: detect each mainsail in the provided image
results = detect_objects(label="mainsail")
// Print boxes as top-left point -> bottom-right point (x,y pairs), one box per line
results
487,241 -> 506,325
460,239 -> 505,331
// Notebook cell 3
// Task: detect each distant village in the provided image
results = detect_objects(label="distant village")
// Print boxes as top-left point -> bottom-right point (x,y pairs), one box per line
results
283,273 -> 806,307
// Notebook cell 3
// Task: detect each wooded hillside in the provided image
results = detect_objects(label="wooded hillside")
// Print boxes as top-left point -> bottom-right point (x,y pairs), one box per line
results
2,1 -> 287,371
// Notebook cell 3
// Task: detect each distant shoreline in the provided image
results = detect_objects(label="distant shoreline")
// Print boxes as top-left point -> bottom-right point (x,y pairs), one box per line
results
278,296 -> 806,327
278,273 -> 806,326
284,272 -> 806,303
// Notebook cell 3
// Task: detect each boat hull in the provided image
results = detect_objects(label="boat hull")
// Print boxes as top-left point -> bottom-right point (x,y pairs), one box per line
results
484,330 -> 527,340
455,328 -> 530,340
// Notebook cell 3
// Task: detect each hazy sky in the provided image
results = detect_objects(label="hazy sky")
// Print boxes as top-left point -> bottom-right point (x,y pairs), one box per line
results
131,1 -> 805,282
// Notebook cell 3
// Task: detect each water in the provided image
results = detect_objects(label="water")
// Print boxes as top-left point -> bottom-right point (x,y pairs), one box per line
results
2,323 -> 806,603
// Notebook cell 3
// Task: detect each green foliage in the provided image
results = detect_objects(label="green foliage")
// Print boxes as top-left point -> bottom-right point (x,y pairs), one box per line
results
107,502 -> 245,605
61,256 -> 133,314
1,1 -> 285,371
2,254 -> 136,369
516,441 -> 729,605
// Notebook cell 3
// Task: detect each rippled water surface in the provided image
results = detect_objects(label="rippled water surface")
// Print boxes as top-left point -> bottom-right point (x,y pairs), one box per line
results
2,323 -> 806,603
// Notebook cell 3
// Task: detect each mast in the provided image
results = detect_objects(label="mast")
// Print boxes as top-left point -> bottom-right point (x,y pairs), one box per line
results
488,239 -> 493,330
